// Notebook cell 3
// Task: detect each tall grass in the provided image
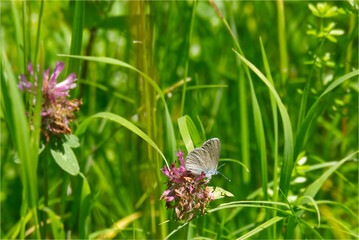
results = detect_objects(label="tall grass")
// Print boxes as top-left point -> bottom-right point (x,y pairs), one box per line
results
2,1 -> 358,239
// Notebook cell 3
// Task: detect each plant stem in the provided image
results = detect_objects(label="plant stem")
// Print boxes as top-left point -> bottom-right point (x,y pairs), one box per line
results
33,207 -> 41,239
41,147 -> 49,239
277,0 -> 288,88
34,0 -> 44,64
180,0 -> 197,116
20,192 -> 28,239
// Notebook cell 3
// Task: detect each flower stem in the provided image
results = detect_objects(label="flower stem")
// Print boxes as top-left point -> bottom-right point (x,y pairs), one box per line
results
41,147 -> 49,239
20,192 -> 28,239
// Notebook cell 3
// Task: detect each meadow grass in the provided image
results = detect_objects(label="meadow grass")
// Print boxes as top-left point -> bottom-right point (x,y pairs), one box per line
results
1,1 -> 358,239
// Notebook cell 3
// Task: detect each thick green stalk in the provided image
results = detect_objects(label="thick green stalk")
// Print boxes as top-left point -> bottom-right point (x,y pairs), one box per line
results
34,0 -> 44,64
19,192 -> 28,239
10,1 -> 24,73
180,0 -> 197,116
276,0 -> 288,88
228,6 -> 251,188
260,38 -> 279,238
41,147 -> 49,239
67,0 -> 85,76
138,1 -> 157,237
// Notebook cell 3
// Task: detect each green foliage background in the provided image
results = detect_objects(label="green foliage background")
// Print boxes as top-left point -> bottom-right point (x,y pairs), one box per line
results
1,1 -> 358,239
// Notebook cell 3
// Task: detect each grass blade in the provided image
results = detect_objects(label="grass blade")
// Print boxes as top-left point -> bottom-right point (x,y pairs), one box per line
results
294,70 -> 359,158
276,0 -> 288,87
10,1 -> 24,73
232,50 -> 294,198
34,0 -> 44,63
42,207 -> 65,239
259,37 -> 279,238
236,216 -> 284,240
1,52 -> 40,238
219,158 -> 249,173
178,115 -> 203,153
178,116 -> 194,152
58,54 -> 177,161
75,112 -> 168,167
180,0 -> 197,116
66,1 -> 85,76
297,151 -> 358,210
300,196 -> 321,228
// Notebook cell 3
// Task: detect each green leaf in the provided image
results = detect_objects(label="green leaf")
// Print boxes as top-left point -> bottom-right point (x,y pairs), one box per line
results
232,50 -> 294,198
208,186 -> 234,199
248,70 -> 268,200
42,207 -> 65,239
237,216 -> 284,240
1,52 -> 38,208
67,1 -> 84,76
75,112 -> 168,167
50,144 -> 80,176
178,115 -> 203,152
300,196 -> 321,228
297,218 -> 324,239
58,54 -> 176,163
295,70 -> 359,158
219,158 -> 250,173
79,173 -> 92,239
63,134 -> 80,148
297,151 -> 357,210
178,116 -> 194,152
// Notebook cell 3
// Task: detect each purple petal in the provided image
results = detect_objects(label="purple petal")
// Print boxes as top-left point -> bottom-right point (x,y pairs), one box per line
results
41,110 -> 51,116
64,117 -> 69,127
162,189 -> 172,195
18,74 -> 32,91
165,196 -> 176,202
172,167 -> 181,178
49,61 -> 65,87
49,93 -> 56,104
28,62 -> 34,76
195,172 -> 206,181
56,73 -> 76,89
161,166 -> 172,178
54,91 -> 69,96
42,67 -> 50,88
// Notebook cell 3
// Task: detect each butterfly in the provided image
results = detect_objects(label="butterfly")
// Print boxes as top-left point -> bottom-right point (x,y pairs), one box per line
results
185,138 -> 229,181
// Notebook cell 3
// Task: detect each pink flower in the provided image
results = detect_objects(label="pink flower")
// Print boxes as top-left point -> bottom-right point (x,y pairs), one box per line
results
18,61 -> 77,104
18,61 -> 81,143
160,149 -> 213,221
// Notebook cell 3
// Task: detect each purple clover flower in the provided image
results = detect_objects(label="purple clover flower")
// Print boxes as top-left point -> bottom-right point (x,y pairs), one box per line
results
160,149 -> 214,221
18,61 -> 77,103
18,61 -> 81,142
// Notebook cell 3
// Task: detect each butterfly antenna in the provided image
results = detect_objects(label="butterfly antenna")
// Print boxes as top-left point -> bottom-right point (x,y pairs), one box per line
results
217,171 -> 231,182
217,163 -> 226,170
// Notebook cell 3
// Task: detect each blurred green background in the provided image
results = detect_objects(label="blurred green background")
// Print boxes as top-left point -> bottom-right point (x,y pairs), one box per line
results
1,1 -> 358,239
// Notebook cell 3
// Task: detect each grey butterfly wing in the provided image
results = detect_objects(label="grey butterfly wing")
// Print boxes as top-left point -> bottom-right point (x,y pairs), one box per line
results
185,148 -> 212,175
201,138 -> 220,172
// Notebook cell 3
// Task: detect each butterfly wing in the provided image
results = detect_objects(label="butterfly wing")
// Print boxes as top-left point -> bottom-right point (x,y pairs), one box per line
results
201,138 -> 220,172
185,148 -> 212,176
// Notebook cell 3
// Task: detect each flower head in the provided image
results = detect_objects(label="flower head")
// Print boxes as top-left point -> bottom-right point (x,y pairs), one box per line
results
160,149 -> 214,221
18,61 -> 81,142
19,61 -> 77,103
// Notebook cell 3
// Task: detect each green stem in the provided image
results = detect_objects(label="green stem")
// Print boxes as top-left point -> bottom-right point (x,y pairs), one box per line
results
60,174 -> 70,223
32,207 -> 41,239
180,0 -> 197,116
276,0 -> 288,88
34,0 -> 44,64
20,192 -> 28,239
41,147 -> 49,239
22,2 -> 30,112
